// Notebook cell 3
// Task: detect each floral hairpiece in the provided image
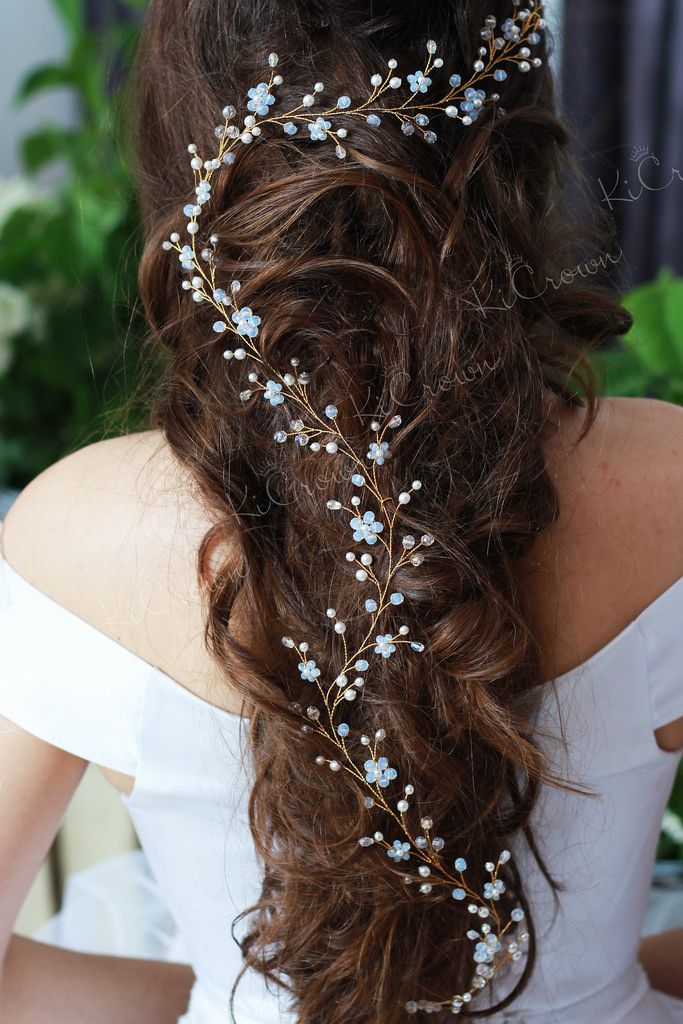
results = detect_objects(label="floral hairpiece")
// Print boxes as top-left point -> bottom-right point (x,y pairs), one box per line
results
161,4 -> 542,1015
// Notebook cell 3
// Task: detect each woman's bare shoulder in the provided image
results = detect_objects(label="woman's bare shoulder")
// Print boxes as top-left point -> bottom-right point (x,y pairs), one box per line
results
522,394 -> 683,678
0,430 -> 229,699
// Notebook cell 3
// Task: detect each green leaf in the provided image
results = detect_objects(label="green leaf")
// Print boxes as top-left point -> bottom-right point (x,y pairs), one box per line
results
21,126 -> 78,173
622,270 -> 683,377
15,64 -> 76,105
592,346 -> 652,398
663,277 -> 683,361
51,0 -> 85,37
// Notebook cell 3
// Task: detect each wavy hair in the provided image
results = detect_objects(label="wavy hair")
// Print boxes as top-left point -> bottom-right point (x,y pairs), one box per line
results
132,1 -> 630,1019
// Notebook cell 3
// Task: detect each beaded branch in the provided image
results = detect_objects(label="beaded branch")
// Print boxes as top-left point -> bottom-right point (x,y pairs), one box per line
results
161,4 -> 543,1015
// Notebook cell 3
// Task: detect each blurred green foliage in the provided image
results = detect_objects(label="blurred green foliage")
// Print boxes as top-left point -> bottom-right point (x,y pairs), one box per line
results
595,268 -> 683,404
0,0 -> 150,488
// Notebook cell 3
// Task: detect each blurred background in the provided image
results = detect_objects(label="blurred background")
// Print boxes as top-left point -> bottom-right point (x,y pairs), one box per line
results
1,0 -> 682,937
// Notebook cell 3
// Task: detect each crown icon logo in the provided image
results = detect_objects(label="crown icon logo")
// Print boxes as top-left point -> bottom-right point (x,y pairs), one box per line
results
630,144 -> 649,162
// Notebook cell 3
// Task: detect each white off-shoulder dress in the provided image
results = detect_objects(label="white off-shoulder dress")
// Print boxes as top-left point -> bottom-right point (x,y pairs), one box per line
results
1,549 -> 683,1024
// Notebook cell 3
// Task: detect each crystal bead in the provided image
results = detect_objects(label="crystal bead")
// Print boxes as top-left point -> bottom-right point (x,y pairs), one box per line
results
359,836 -> 374,847
419,882 -> 433,894
397,799 -> 409,813
326,500 -> 341,509
306,707 -> 320,721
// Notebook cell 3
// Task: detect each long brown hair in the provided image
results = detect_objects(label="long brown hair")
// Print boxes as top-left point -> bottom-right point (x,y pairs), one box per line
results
132,1 -> 630,1019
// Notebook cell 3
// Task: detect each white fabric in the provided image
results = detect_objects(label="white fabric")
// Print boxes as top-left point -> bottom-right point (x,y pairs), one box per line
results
1,550 -> 683,1022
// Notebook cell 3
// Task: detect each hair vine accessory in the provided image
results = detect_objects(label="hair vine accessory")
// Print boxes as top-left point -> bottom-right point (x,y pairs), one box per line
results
161,4 -> 542,1015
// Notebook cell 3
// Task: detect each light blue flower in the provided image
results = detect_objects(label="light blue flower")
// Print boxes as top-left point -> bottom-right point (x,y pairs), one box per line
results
374,634 -> 396,659
247,82 -> 276,116
298,659 -> 321,682
387,840 -> 411,862
367,440 -> 390,465
473,934 -> 501,964
364,756 -> 398,788
484,879 -> 506,901
407,70 -> 432,94
283,122 -> 298,135
307,116 -> 332,141
502,17 -> 521,41
231,306 -> 262,338
350,510 -> 384,545
178,245 -> 195,271
263,380 -> 284,406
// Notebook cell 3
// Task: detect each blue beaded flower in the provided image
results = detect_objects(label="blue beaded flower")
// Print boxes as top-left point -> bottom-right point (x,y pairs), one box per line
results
374,634 -> 396,659
178,246 -> 195,271
298,659 -> 321,682
473,934 -> 501,964
484,879 -> 506,901
502,17 -> 521,41
350,510 -> 384,545
264,380 -> 285,406
387,840 -> 411,862
247,83 -> 276,116
231,306 -> 262,338
367,440 -> 390,465
364,757 -> 398,788
460,87 -> 486,122
307,116 -> 332,141
407,70 -> 432,94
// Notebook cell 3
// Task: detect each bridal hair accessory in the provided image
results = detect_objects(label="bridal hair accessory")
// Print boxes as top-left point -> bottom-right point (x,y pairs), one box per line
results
161,4 -> 543,1014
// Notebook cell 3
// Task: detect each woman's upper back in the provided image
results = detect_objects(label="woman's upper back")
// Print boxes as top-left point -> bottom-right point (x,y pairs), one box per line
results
3,393 -> 683,748
2,393 -> 683,1022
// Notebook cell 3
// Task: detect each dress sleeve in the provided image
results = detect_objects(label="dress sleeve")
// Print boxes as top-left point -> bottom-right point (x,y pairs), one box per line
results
640,576 -> 683,731
0,553 -> 146,774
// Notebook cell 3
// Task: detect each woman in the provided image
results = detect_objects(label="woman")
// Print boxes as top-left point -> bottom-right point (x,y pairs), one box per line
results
1,0 -> 682,1021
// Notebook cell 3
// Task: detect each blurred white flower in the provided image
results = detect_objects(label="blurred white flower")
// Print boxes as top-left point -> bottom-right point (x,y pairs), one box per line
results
0,282 -> 42,375
662,808 -> 683,846
0,177 -> 36,234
